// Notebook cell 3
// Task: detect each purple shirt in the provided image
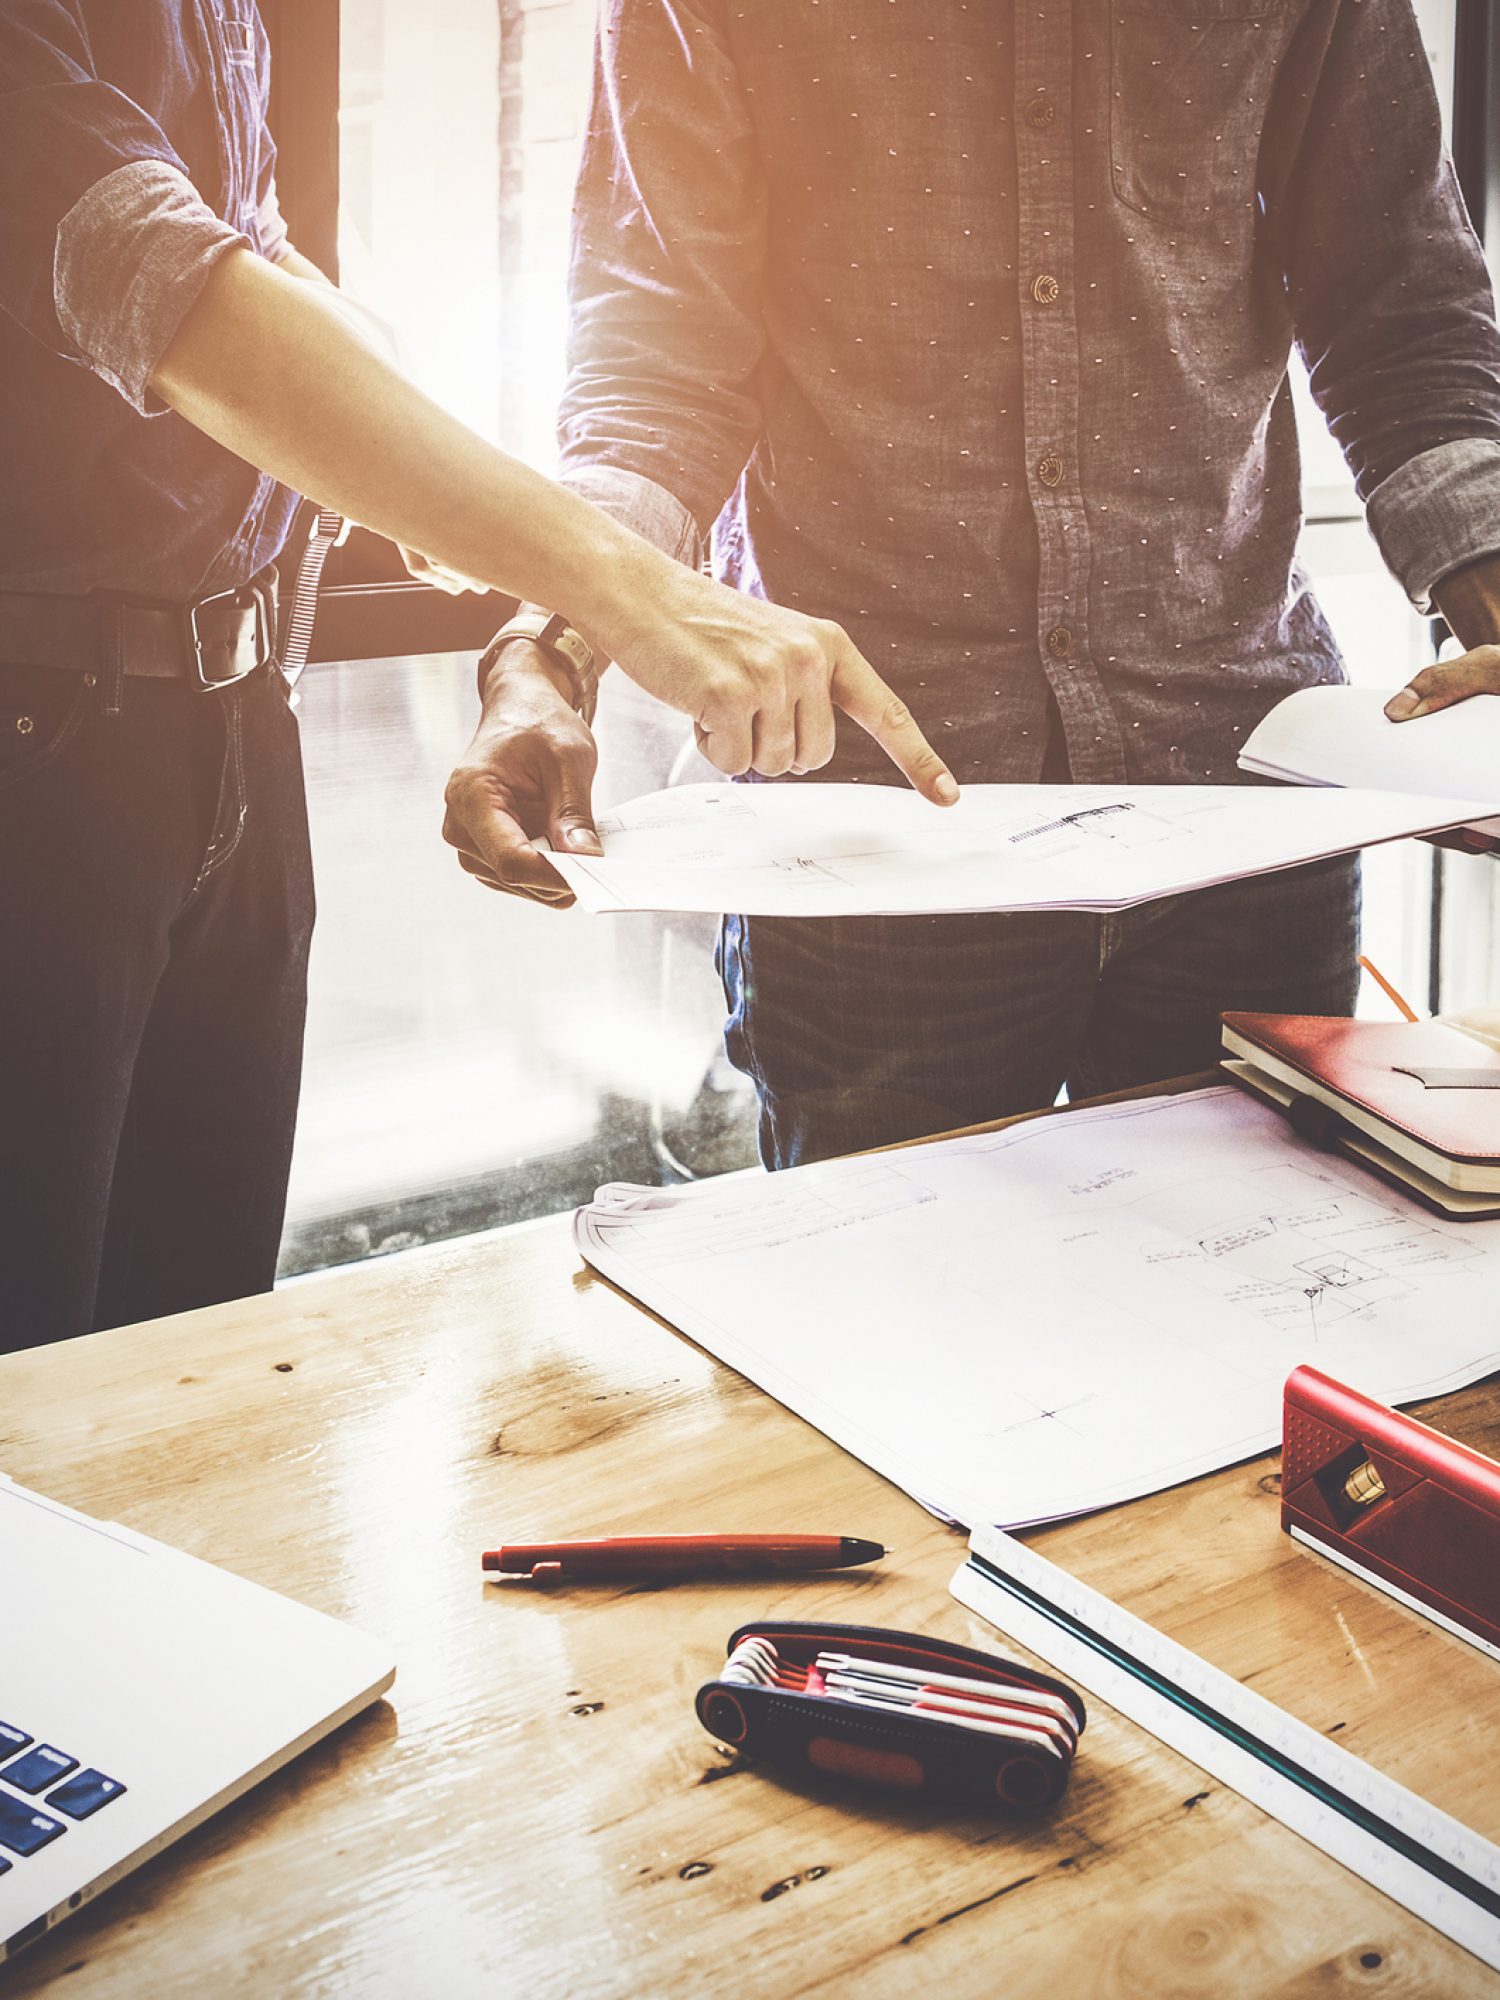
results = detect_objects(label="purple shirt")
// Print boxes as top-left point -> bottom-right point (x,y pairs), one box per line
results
0,0 -> 298,601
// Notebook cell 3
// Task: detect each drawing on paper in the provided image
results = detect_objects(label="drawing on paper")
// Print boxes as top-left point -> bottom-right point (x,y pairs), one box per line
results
1005,801 -> 1187,854
1151,1173 -> 1480,1337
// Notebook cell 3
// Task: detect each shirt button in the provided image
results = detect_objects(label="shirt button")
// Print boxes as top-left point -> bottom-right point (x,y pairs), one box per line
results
1046,624 -> 1074,659
1025,92 -> 1056,131
1031,273 -> 1061,307
1036,453 -> 1065,488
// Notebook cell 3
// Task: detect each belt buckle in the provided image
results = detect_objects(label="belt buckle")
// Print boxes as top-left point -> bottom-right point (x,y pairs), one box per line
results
187,582 -> 270,691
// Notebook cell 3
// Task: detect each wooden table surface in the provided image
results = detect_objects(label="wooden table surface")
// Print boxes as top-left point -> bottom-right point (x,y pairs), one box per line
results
2,1204 -> 1499,1997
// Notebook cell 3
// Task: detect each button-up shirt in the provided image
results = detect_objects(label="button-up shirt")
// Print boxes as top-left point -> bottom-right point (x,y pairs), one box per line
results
559,0 -> 1500,786
0,0 -> 296,601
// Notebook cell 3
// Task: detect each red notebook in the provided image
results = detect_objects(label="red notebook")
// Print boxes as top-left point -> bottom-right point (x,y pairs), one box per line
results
1221,1012 -> 1500,1195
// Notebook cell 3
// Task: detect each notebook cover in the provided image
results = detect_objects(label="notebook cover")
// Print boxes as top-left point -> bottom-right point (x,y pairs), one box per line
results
1221,1014 -> 1500,1165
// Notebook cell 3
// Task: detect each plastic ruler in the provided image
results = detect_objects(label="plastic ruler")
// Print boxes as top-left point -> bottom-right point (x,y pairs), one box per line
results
951,1527 -> 1500,1972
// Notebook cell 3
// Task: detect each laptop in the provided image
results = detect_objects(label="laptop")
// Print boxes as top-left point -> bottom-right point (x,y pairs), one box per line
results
1,1472 -> 395,1963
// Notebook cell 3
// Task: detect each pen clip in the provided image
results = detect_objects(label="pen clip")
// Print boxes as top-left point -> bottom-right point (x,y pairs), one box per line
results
481,1550 -> 566,1581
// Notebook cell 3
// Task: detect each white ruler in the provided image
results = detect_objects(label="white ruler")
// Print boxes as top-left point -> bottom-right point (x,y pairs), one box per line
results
951,1527 -> 1500,1973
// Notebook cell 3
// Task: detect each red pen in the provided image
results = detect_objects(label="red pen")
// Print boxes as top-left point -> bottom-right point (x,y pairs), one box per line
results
482,1534 -> 885,1583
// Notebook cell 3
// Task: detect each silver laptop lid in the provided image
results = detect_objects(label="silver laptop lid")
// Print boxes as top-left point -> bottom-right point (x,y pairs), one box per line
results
1,1476 -> 394,1963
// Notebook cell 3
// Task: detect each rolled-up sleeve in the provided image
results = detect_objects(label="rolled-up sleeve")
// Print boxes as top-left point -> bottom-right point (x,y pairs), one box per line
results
557,0 -> 769,556
1265,0 -> 1500,609
55,160 -> 246,414
1366,439 -> 1500,615
1,0 -> 249,416
562,461 -> 704,567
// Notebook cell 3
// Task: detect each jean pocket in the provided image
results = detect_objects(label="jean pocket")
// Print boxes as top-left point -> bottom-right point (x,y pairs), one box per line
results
1110,3 -> 1292,226
0,667 -> 93,792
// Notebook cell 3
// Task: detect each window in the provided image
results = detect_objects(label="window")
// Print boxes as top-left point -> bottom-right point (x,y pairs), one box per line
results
265,1 -> 1500,1275
334,0 -> 596,465
281,655 -> 747,1274
274,0 -> 746,1281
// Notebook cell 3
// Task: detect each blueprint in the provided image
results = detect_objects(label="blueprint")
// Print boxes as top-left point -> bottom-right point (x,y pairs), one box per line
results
574,1088 -> 1500,1527
547,779 -> 1496,918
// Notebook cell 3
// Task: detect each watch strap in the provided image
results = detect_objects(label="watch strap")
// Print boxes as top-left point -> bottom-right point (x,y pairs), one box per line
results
486,609 -> 598,724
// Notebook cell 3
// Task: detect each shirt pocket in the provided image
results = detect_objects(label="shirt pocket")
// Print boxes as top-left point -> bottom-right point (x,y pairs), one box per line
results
1109,1 -> 1293,226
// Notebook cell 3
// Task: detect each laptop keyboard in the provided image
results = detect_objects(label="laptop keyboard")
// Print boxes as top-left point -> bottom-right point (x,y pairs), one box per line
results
0,1721 -> 125,1873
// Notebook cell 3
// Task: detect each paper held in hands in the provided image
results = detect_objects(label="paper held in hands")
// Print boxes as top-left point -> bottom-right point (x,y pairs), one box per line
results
1239,684 -> 1500,838
547,779 -> 1499,919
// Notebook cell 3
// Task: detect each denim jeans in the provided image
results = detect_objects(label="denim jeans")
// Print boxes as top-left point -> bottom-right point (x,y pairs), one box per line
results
719,855 -> 1361,1170
0,660 -> 313,1350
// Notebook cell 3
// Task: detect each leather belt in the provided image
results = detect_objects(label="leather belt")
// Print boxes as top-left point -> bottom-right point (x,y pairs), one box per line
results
0,572 -> 278,691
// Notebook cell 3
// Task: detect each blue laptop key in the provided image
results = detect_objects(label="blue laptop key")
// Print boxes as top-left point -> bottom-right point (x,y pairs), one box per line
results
1,1745 -> 77,1794
0,1792 -> 66,1857
0,1722 -> 32,1759
48,1771 -> 126,1821
0,1854 -> 10,1875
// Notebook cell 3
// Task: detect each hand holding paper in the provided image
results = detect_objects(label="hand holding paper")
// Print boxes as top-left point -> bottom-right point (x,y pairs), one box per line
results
1238,684 -> 1500,841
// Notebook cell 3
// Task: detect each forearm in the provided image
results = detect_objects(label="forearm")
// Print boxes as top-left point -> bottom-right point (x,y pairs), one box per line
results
498,467 -> 707,679
149,245 -> 664,647
1432,554 -> 1500,650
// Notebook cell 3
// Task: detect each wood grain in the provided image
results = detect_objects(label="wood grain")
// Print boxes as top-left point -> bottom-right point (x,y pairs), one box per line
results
2,1195 -> 1498,1996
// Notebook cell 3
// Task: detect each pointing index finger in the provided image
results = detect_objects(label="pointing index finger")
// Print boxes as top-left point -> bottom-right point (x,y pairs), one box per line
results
831,646 -> 959,804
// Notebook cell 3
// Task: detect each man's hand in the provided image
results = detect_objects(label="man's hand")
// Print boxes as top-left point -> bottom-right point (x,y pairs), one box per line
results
146,250 -> 956,805
1380,557 -> 1500,853
577,560 -> 960,804
1384,644 -> 1500,721
1386,554 -> 1500,722
442,638 -> 602,905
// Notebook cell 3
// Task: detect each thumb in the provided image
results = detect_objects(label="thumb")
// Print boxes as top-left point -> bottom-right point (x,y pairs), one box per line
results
545,767 -> 603,857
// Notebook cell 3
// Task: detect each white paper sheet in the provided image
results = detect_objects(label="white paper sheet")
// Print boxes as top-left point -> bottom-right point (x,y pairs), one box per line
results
1238,685 -> 1500,836
574,1088 -> 1500,1529
548,780 -> 1497,918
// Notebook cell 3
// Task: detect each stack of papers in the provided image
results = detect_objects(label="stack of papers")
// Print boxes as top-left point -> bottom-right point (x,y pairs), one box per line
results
1239,684 -> 1500,836
549,780 -> 1497,918
575,1088 -> 1500,1528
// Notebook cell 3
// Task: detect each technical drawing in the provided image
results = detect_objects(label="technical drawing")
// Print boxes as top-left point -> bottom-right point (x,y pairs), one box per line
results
1004,801 -> 1187,857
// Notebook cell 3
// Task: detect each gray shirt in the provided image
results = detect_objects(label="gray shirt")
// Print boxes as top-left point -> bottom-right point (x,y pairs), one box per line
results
559,0 -> 1500,787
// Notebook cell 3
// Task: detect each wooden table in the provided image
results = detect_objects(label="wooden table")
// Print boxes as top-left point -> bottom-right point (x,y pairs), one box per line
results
3,1197 -> 1499,1997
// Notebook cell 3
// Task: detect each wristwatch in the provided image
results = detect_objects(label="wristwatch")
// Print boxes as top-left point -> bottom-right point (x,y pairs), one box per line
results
486,609 -> 598,725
